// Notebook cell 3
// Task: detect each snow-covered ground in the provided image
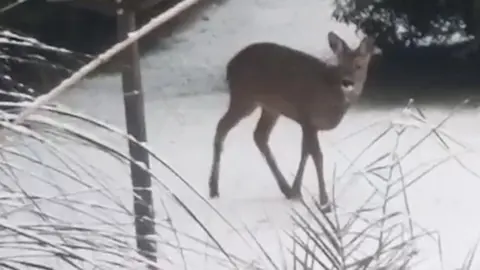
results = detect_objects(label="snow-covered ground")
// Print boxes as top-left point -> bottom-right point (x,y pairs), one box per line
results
5,0 -> 480,269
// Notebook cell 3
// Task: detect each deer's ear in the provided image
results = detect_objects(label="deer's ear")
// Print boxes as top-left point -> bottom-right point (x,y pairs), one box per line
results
328,31 -> 348,55
358,36 -> 375,55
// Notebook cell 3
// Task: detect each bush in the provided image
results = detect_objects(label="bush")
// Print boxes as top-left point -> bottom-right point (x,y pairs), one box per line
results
332,0 -> 474,50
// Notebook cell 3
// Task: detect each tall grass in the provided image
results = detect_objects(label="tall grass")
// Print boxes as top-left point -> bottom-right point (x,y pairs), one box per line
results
0,27 -> 90,99
2,89 -> 480,269
0,97 -> 271,269
290,100 -> 480,270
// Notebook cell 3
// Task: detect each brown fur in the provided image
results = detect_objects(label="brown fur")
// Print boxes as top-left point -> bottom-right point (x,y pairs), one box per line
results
208,31 -> 375,212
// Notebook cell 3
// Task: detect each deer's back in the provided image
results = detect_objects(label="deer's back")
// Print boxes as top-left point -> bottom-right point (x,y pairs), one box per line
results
226,42 -> 348,129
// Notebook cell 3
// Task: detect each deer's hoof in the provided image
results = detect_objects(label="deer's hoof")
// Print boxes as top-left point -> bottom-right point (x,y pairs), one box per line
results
320,201 -> 333,213
287,189 -> 303,201
209,189 -> 219,199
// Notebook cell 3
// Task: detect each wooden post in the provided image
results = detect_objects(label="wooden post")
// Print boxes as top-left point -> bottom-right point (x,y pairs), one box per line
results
116,5 -> 158,269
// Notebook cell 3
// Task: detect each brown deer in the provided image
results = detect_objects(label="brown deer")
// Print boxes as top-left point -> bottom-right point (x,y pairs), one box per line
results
208,31 -> 375,212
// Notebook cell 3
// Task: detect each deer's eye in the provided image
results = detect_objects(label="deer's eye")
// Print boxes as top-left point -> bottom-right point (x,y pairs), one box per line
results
355,63 -> 362,69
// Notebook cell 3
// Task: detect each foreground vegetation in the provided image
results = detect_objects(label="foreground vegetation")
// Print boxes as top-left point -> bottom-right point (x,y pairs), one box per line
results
1,1 -> 480,269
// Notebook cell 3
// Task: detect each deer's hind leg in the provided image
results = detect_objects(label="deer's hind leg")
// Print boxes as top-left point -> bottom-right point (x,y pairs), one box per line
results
253,109 -> 292,199
209,97 -> 256,198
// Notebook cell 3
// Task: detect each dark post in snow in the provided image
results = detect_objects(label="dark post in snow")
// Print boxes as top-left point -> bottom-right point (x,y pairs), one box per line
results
116,5 -> 158,269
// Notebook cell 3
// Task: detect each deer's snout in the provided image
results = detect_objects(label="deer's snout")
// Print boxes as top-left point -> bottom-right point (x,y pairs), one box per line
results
341,79 -> 354,92
341,79 -> 354,87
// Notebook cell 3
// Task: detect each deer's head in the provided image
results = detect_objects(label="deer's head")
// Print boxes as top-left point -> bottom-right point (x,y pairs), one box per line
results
327,31 -> 375,96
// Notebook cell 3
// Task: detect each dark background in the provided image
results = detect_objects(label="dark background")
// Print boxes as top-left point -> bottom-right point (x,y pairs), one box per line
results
1,0 -> 479,106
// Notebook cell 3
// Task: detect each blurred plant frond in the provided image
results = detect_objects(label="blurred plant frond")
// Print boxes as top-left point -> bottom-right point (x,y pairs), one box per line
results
0,27 -> 91,101
0,99 -> 267,270
290,99 -> 479,270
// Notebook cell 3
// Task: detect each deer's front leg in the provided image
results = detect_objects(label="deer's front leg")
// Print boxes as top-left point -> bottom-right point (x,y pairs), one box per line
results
292,123 -> 331,212
308,128 -> 331,212
290,126 -> 310,200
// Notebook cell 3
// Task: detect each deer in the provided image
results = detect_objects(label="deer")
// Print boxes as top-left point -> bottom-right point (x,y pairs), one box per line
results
208,31 -> 375,212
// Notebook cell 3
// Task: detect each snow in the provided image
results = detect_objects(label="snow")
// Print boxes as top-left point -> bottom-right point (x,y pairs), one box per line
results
4,0 -> 480,269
